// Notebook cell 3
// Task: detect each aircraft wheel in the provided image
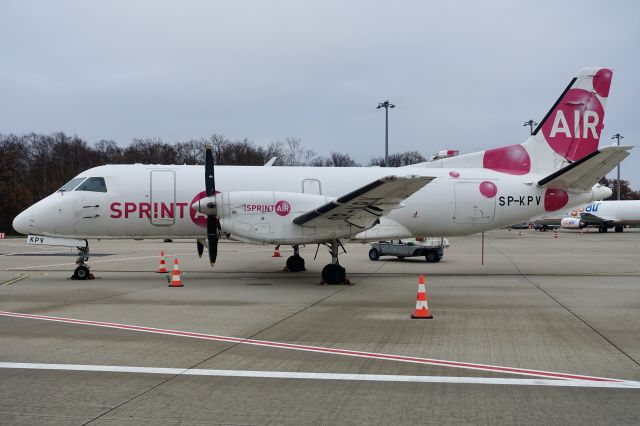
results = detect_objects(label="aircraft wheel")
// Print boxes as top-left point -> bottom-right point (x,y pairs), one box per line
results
322,263 -> 346,285
286,255 -> 306,272
368,248 -> 380,261
615,225 -> 624,233
73,265 -> 91,280
425,251 -> 439,263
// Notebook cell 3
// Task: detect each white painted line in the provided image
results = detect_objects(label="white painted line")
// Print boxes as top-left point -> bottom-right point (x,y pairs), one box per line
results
4,253 -> 193,271
0,311 -> 627,383
0,250 -> 72,257
2,249 -> 278,271
1,362 -> 638,389
5,248 -> 276,269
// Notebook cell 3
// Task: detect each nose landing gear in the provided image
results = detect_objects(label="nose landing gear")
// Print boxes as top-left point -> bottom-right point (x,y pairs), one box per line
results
285,245 -> 306,272
71,243 -> 94,280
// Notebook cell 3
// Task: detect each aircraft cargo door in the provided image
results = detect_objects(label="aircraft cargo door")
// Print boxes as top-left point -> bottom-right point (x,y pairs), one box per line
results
453,182 -> 495,224
302,179 -> 322,195
150,170 -> 176,226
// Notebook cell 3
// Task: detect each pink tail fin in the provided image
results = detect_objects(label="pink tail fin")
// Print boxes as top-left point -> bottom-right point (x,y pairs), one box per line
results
532,67 -> 612,162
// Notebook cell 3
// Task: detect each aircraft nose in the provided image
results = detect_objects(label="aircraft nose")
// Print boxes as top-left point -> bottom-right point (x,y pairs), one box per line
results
12,210 -> 33,235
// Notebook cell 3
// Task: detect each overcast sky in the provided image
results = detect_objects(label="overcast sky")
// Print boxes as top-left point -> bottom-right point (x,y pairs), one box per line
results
1,1 -> 638,185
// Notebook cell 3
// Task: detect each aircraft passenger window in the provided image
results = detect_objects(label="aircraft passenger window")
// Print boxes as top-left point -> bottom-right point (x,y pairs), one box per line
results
75,177 -> 107,193
58,177 -> 86,192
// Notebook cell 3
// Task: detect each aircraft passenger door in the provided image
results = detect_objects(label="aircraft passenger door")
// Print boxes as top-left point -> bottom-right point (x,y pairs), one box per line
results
453,182 -> 495,224
150,170 -> 176,226
302,179 -> 322,195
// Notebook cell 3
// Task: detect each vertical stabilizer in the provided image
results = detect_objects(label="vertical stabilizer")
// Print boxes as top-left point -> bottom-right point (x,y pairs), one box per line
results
526,67 -> 612,174
420,67 -> 613,177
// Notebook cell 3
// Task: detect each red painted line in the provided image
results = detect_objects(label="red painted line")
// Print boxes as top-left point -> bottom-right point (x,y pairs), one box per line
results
0,311 -> 622,382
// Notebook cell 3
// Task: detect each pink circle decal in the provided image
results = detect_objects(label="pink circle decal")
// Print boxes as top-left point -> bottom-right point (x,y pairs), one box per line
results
479,181 -> 497,198
541,88 -> 604,162
190,191 -> 209,228
544,188 -> 569,212
275,200 -> 291,216
449,171 -> 460,178
482,144 -> 531,175
592,68 -> 612,98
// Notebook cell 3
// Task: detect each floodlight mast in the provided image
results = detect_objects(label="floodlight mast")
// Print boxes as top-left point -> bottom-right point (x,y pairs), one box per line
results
611,133 -> 624,200
377,100 -> 395,167
523,119 -> 538,135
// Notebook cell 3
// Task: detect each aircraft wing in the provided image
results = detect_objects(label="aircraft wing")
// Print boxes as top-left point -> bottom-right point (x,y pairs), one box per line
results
579,212 -> 615,224
538,145 -> 632,191
534,217 -> 562,226
293,175 -> 433,228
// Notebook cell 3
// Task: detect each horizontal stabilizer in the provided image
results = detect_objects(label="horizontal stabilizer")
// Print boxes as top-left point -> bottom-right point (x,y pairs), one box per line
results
537,145 -> 632,190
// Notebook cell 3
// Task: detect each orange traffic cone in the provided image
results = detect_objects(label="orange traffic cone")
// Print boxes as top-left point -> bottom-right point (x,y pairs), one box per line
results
272,245 -> 282,258
554,229 -> 558,239
411,275 -> 433,319
157,251 -> 168,273
169,258 -> 183,287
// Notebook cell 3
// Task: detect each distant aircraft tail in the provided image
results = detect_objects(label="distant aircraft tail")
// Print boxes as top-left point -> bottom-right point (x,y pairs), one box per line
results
421,67 -> 615,176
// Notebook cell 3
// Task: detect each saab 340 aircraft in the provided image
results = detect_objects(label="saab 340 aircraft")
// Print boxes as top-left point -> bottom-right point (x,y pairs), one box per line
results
13,67 -> 631,284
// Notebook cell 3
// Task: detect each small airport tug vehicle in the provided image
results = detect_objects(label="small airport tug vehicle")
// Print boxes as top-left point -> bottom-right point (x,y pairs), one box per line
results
368,238 -> 449,263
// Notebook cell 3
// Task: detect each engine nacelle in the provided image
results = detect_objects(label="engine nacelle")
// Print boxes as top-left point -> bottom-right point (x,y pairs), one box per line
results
560,217 -> 584,229
193,191 -> 363,244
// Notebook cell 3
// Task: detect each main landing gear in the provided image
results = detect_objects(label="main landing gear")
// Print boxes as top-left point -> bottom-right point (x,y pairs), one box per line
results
285,245 -> 306,272
321,240 -> 350,286
281,241 -> 351,285
71,243 -> 94,280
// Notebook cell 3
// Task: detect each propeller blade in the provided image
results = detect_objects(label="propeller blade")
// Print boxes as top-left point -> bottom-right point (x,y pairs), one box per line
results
205,147 -> 215,197
196,240 -> 204,258
207,217 -> 218,266
204,146 -> 218,267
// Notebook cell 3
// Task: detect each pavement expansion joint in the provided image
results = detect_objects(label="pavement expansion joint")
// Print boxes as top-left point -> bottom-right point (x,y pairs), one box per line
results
491,243 -> 640,369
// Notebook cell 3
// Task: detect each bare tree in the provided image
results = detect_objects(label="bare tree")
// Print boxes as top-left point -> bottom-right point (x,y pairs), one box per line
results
599,178 -> 640,200
369,150 -> 426,167
277,137 -> 316,166
124,138 -> 177,164
95,140 -> 123,163
175,139 -> 206,164
310,152 -> 360,167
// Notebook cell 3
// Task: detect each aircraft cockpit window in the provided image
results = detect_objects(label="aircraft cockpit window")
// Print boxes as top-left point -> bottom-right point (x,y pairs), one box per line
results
58,177 -> 86,192
75,177 -> 107,193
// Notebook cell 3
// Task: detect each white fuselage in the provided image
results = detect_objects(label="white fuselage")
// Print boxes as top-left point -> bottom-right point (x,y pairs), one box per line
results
13,164 -> 609,244
554,200 -> 640,225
